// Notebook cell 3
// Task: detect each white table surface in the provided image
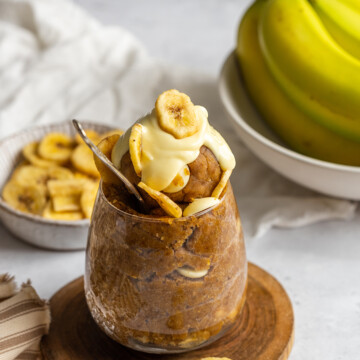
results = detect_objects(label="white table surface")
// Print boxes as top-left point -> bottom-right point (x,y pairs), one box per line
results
1,1 -> 360,359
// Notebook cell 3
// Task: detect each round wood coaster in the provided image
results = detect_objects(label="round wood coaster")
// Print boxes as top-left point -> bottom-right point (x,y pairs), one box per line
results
41,263 -> 294,360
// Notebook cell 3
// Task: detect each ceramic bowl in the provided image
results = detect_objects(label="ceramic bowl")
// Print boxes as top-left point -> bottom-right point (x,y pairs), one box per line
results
219,52 -> 360,200
0,121 -> 114,250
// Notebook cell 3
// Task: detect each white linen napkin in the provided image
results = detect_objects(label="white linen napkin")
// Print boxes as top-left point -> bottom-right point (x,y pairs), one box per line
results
0,0 -> 356,239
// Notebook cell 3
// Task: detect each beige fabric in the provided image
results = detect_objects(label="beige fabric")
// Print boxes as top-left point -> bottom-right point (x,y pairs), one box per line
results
0,275 -> 50,360
0,275 -> 16,300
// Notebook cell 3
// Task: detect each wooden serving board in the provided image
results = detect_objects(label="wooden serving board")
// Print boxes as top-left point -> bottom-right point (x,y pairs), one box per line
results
41,263 -> 294,360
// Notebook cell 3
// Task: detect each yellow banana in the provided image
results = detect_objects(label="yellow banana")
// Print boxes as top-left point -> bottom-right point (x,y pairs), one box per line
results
259,0 -> 360,142
236,0 -> 360,165
309,0 -> 360,60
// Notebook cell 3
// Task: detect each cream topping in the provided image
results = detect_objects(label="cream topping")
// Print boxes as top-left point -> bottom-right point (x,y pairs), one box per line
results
111,105 -> 235,193
163,165 -> 190,193
183,197 -> 221,217
204,125 -> 236,171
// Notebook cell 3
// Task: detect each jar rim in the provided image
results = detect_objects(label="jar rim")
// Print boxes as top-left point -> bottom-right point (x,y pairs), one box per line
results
97,180 -> 228,223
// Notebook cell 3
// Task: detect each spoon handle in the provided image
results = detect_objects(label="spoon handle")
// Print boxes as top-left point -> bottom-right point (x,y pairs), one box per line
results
72,119 -> 146,207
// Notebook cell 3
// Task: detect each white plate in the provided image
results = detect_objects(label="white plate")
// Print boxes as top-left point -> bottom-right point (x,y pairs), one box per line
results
0,121 -> 114,250
219,52 -> 360,200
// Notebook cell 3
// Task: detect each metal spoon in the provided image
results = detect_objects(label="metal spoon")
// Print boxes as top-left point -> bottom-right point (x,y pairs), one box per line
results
72,119 -> 146,208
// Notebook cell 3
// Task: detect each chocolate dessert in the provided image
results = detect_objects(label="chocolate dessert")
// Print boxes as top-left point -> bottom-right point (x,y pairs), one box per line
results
84,90 -> 247,353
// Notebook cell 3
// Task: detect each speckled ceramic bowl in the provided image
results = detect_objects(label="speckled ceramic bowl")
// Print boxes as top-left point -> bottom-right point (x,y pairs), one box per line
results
0,121 -> 114,250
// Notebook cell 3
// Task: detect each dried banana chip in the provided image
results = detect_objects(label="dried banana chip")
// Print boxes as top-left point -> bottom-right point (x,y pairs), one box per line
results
94,134 -> 122,185
43,202 -> 83,221
11,161 -> 30,177
38,133 -> 74,163
47,178 -> 87,197
176,266 -> 209,279
52,195 -> 81,212
4,130 -> 106,220
75,129 -> 100,145
47,166 -> 74,180
10,163 -> 29,186
23,142 -> 60,168
5,128 -> 126,220
129,124 -> 142,177
98,129 -> 124,142
73,171 -> 95,181
2,181 -> 46,215
211,170 -> 232,199
11,165 -> 75,199
138,181 -> 182,218
11,165 -> 48,191
155,89 -> 200,139
71,144 -> 100,177
80,181 -> 99,219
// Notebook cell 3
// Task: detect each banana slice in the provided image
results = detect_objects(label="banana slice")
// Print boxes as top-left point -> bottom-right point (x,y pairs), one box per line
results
10,163 -> 29,184
94,134 -> 122,185
47,166 -> 74,181
23,142 -> 60,168
38,133 -> 74,163
52,195 -> 81,212
129,124 -> 142,177
11,165 -> 74,195
11,165 -> 48,191
155,89 -> 200,139
71,144 -> 100,178
43,202 -> 83,221
98,129 -> 124,142
47,179 -> 87,197
73,171 -> 94,180
11,161 -> 30,176
80,181 -> 99,219
176,266 -> 209,279
137,181 -> 182,218
183,197 -> 220,217
2,181 -> 46,215
75,129 -> 100,145
212,170 -> 232,199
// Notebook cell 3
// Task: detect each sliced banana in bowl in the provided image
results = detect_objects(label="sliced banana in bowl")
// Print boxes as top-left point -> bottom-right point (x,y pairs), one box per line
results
2,182 -> 47,215
38,133 -> 75,163
0,121 -> 117,250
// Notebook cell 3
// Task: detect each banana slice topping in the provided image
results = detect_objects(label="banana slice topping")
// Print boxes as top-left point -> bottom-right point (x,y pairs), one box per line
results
129,123 -> 143,177
156,89 -> 200,139
183,197 -> 221,217
138,181 -> 182,218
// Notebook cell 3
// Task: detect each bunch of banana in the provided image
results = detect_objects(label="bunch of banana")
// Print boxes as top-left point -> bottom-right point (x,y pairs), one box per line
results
2,128 -> 123,220
236,0 -> 360,166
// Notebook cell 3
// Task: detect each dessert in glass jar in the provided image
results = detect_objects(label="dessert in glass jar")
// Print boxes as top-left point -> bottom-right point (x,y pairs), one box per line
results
85,89 -> 247,353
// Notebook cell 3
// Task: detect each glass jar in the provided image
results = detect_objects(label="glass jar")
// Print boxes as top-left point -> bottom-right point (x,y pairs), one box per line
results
85,182 -> 247,354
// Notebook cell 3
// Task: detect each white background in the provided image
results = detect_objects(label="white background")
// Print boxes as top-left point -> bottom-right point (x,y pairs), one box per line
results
75,0 -> 248,74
